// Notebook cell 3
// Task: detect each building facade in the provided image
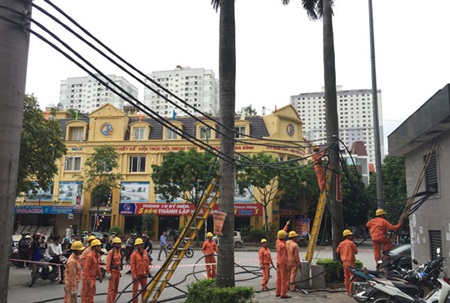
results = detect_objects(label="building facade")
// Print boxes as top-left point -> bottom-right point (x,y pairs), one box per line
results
388,84 -> 450,273
15,104 -> 308,239
143,66 -> 219,117
59,74 -> 138,114
290,87 -> 384,165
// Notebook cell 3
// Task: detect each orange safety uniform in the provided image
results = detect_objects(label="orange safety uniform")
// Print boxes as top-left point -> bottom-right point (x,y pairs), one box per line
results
336,238 -> 358,295
81,250 -> 102,303
276,238 -> 289,297
286,240 -> 301,291
202,240 -> 218,278
258,246 -> 273,290
106,247 -> 123,303
130,249 -> 150,303
366,217 -> 400,263
63,253 -> 81,303
312,150 -> 327,192
79,246 -> 91,268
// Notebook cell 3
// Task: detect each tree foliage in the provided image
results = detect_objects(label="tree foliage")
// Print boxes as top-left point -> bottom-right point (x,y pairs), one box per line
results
239,105 -> 257,116
151,148 -> 219,204
17,95 -> 67,196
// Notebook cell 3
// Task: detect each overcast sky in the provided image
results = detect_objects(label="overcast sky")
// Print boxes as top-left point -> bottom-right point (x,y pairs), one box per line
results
25,0 -> 450,151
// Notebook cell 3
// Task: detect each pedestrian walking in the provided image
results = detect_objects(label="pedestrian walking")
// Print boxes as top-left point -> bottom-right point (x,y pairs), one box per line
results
258,239 -> 274,291
63,241 -> 84,303
81,239 -> 103,303
157,231 -> 168,261
336,229 -> 358,296
286,231 -> 301,292
201,232 -> 218,279
106,237 -> 123,303
130,238 -> 151,303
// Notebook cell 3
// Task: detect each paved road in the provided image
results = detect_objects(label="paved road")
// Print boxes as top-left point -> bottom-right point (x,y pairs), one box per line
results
8,243 -> 374,302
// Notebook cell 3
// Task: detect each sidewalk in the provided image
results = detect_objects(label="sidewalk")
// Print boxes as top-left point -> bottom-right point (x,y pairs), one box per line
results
253,288 -> 354,303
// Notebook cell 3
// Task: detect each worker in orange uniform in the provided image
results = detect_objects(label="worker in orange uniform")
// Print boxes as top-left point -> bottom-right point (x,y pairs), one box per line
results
312,145 -> 327,192
366,209 -> 400,264
63,241 -> 84,303
79,235 -> 97,268
286,231 -> 301,292
258,239 -> 274,291
276,229 -> 290,299
81,239 -> 103,303
130,238 -> 151,303
202,232 -> 218,279
106,237 -> 123,303
336,229 -> 358,296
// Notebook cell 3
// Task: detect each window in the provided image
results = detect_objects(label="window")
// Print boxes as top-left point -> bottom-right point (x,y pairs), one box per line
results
65,156 -> 81,171
200,127 -> 212,140
129,156 -> 146,173
71,127 -> 84,141
166,129 -> 178,140
235,126 -> 246,138
424,151 -> 438,193
133,127 -> 146,140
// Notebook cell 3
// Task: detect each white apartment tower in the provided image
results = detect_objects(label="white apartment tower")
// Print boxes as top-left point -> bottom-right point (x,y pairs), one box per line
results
59,75 -> 138,114
290,87 -> 384,165
144,66 -> 219,117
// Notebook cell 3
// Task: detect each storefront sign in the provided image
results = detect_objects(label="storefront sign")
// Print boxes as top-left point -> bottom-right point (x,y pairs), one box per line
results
15,206 -> 74,215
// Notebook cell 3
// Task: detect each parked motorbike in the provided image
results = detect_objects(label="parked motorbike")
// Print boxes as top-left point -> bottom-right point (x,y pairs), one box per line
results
167,243 -> 194,258
353,249 -> 449,303
10,242 -> 21,268
29,256 -> 67,287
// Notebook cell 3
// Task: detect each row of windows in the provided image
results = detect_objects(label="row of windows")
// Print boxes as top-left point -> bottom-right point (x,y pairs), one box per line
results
65,155 -> 146,173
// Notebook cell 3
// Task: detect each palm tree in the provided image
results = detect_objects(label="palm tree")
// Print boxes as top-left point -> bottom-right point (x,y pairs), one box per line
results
211,0 -> 237,287
282,0 -> 343,261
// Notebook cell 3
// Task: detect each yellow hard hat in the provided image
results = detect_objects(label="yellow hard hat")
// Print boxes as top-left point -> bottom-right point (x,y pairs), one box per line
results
134,238 -> 144,246
277,230 -> 287,239
289,231 -> 299,238
343,229 -> 353,237
312,145 -> 319,151
90,239 -> 102,247
70,241 -> 85,251
376,209 -> 387,216
206,232 -> 213,238
112,237 -> 122,244
261,239 -> 267,243
87,235 -> 97,242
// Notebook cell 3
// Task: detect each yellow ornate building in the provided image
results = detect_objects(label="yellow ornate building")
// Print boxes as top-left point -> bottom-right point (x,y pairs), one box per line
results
15,104 -> 308,239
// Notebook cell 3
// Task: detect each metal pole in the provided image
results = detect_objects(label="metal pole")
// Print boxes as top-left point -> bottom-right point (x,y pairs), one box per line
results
368,0 -> 384,208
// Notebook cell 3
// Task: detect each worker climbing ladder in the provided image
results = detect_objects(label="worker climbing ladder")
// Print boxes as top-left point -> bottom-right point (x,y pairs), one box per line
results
305,168 -> 333,266
141,177 -> 221,303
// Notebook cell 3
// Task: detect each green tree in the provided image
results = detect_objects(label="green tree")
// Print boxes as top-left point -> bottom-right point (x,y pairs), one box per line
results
78,145 -> 122,208
17,95 -> 67,196
151,148 -> 219,204
341,165 -> 370,227
239,105 -> 257,116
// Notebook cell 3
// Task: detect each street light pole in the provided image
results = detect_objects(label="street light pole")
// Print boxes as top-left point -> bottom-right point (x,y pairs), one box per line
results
368,0 -> 384,208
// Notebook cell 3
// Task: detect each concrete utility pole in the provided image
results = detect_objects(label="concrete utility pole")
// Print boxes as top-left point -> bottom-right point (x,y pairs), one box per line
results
368,0 -> 384,208
0,1 -> 31,301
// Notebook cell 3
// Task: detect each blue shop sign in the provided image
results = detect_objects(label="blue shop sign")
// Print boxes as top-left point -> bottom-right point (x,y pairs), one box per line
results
15,205 -> 74,215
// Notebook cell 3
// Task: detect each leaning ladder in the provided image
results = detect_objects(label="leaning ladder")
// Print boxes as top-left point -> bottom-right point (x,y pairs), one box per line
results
142,176 -> 221,303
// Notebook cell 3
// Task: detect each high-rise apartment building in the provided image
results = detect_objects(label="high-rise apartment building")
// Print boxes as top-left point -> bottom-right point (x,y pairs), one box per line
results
290,87 -> 384,165
59,75 -> 138,113
144,66 -> 219,117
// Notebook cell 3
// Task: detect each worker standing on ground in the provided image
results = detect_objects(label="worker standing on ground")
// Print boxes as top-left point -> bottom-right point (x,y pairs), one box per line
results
258,239 -> 274,291
81,239 -> 103,303
63,241 -> 84,303
130,238 -> 151,303
336,230 -> 358,296
202,232 -> 218,279
276,229 -> 290,299
366,209 -> 400,264
79,235 -> 97,268
106,237 -> 123,303
286,231 -> 301,292
312,145 -> 327,192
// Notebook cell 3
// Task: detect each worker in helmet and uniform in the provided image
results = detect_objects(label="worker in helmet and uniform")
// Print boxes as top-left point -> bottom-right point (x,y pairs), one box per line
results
81,239 -> 103,303
64,240 -> 84,303
336,229 -> 358,296
312,145 -> 327,192
286,231 -> 301,292
106,237 -> 123,303
202,232 -> 218,279
366,209 -> 400,264
258,239 -> 274,291
276,229 -> 290,299
130,237 -> 150,303
79,235 -> 97,268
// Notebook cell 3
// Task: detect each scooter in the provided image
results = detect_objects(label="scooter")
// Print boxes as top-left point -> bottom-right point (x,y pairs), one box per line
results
167,243 -> 194,258
29,256 -> 67,287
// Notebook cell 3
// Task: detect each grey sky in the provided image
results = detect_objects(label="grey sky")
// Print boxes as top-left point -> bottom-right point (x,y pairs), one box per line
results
25,0 -> 450,151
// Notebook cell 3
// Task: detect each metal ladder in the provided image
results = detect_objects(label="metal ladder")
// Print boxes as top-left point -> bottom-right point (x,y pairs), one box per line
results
142,177 -> 221,303
304,169 -> 332,266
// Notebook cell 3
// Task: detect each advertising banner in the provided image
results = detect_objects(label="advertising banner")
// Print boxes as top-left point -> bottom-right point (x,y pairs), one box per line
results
213,211 -> 227,236
15,206 -> 74,215
59,181 -> 83,202
120,182 -> 150,202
